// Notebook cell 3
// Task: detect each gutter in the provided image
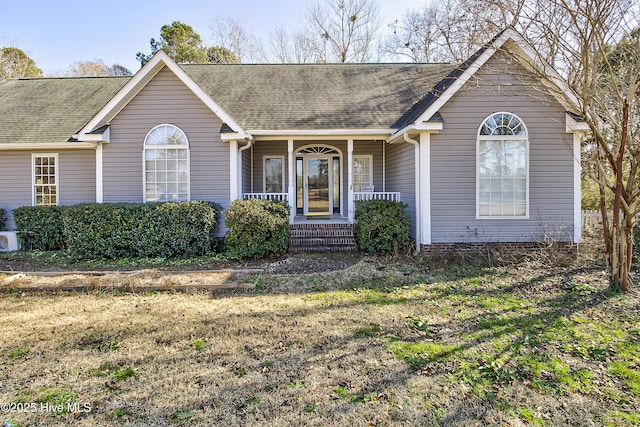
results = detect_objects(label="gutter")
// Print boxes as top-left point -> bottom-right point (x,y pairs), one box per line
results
0,142 -> 98,151
238,136 -> 255,153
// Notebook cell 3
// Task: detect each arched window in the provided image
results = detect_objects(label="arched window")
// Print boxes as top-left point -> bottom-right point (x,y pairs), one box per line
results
144,124 -> 190,202
477,112 -> 528,218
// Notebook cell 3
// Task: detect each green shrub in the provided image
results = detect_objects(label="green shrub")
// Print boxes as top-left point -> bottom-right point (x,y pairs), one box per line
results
354,199 -> 410,255
224,199 -> 289,259
13,206 -> 66,250
0,208 -> 5,231
62,201 -> 220,259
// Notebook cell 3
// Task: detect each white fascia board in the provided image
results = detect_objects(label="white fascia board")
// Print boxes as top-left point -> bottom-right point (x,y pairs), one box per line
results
508,37 -> 582,110
388,126 -> 416,144
415,121 -> 443,131
250,129 -> 393,141
566,113 -> 590,133
221,132 -> 246,141
413,28 -> 581,126
75,126 -> 110,143
413,47 -> 499,127
76,51 -> 249,140
0,142 -> 97,151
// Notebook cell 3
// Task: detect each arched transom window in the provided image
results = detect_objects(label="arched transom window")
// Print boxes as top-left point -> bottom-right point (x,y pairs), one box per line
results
477,112 -> 528,218
144,124 -> 190,202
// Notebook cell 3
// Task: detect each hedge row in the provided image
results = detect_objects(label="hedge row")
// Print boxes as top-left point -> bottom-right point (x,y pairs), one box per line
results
13,206 -> 66,251
13,201 -> 220,258
355,199 -> 410,255
0,208 -> 6,231
224,199 -> 290,259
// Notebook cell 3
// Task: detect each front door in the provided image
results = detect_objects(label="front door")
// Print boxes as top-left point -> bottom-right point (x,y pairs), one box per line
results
304,156 -> 332,215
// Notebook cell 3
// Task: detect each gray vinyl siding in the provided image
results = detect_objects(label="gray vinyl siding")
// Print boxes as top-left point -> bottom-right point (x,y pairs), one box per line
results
354,140 -> 384,191
252,141 -> 288,193
241,147 -> 251,194
430,51 -> 574,243
58,150 -> 96,205
0,150 -> 96,230
104,66 -> 230,235
385,142 -> 416,237
0,152 -> 32,230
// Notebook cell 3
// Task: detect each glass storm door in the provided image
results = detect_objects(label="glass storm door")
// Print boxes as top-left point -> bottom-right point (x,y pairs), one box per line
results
304,156 -> 332,215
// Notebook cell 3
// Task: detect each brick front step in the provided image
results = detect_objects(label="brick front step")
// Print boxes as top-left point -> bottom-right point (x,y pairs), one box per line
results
289,223 -> 356,253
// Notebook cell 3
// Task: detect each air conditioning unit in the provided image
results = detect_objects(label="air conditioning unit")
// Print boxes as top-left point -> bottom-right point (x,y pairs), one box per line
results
0,231 -> 20,252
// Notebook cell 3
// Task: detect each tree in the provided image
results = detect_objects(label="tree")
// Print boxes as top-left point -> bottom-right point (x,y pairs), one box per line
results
109,64 -> 133,76
66,60 -> 132,77
268,26 -> 318,63
137,21 -> 207,65
211,17 -> 265,63
206,46 -> 240,64
509,0 -> 639,292
305,0 -> 381,63
566,7 -> 640,292
384,0 -> 639,292
0,47 -> 42,79
383,0 -> 534,63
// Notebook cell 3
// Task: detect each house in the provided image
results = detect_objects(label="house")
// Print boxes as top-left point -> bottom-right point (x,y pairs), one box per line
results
0,28 -> 588,253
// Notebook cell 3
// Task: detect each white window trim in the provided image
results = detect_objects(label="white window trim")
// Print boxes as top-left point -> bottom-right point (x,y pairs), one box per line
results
143,124 -> 191,203
353,154 -> 374,192
32,153 -> 59,206
476,112 -> 529,220
263,155 -> 285,193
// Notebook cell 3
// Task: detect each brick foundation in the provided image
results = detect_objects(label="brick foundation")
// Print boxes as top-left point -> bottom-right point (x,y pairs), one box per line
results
420,241 -> 577,257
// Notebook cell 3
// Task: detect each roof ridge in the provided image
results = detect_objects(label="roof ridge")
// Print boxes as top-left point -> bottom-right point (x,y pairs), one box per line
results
179,62 -> 459,67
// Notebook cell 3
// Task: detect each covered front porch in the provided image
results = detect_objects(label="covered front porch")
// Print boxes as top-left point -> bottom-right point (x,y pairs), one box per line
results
232,138 -> 401,224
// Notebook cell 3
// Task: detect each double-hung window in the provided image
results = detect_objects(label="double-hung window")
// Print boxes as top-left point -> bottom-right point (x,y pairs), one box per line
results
33,154 -> 58,206
264,156 -> 284,193
353,155 -> 373,192
477,112 -> 528,218
144,124 -> 190,202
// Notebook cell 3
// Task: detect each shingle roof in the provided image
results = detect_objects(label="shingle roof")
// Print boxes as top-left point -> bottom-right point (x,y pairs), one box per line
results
181,63 -> 456,130
0,76 -> 128,144
0,62 -> 458,145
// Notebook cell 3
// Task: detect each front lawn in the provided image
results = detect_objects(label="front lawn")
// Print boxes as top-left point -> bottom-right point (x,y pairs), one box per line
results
0,254 -> 639,426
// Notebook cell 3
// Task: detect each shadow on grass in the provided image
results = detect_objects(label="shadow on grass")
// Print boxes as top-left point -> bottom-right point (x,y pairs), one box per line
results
3,257 -> 636,426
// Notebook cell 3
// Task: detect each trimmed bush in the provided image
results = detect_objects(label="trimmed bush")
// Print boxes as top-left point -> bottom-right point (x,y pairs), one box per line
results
355,199 -> 410,255
224,199 -> 290,259
13,206 -> 66,251
0,208 -> 5,231
62,201 -> 221,259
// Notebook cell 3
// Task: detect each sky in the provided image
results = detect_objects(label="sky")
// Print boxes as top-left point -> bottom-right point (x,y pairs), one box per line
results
0,0 -> 428,75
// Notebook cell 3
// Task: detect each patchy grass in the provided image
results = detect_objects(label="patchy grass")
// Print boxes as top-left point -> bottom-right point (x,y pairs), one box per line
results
0,252 -> 639,426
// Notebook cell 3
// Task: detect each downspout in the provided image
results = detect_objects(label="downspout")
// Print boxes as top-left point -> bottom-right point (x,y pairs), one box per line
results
238,137 -> 255,197
403,133 -> 421,253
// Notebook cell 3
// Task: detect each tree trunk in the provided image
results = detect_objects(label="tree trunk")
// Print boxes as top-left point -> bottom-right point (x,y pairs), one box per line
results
608,100 -> 632,293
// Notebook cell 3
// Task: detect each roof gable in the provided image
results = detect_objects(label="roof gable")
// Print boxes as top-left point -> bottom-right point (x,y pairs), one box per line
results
401,28 -> 580,134
76,51 -> 248,141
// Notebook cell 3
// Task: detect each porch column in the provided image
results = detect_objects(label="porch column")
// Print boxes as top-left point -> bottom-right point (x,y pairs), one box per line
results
573,132 -> 582,243
288,139 -> 295,224
96,143 -> 103,203
229,140 -> 239,201
348,139 -> 354,222
419,132 -> 431,245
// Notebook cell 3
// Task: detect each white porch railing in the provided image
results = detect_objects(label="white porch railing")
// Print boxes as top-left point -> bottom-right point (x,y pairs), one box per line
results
353,192 -> 401,202
243,193 -> 289,202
